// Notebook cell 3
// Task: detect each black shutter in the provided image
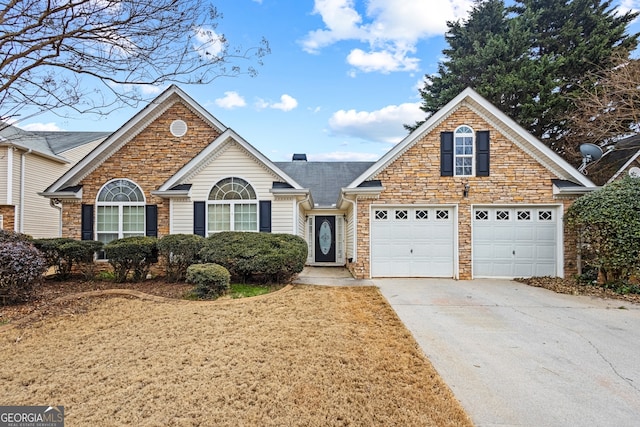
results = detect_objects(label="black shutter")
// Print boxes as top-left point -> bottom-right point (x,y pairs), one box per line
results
476,130 -> 490,177
259,200 -> 272,233
81,204 -> 94,240
145,205 -> 158,237
193,201 -> 206,237
440,132 -> 454,177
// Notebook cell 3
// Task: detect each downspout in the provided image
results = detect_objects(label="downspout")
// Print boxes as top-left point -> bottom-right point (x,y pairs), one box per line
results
296,194 -> 311,264
295,194 -> 310,236
341,195 -> 357,263
19,148 -> 32,233
50,198 -> 63,237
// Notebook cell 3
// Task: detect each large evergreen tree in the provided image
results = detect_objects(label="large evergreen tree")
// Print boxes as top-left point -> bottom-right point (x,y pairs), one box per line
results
411,0 -> 638,154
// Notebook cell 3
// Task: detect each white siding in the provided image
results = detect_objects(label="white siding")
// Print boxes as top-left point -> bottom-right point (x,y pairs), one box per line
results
272,198 -> 295,234
11,149 -> 20,210
297,203 -> 306,237
59,139 -> 102,165
189,143 -> 279,200
0,147 -> 8,202
345,203 -> 355,261
170,199 -> 194,234
179,141 -> 299,236
21,154 -> 67,237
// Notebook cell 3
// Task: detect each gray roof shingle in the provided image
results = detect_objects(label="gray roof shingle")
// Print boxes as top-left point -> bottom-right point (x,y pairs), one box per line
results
275,161 -> 374,207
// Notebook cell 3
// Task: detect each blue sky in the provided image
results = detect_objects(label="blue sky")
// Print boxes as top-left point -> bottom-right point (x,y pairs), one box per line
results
19,0 -> 640,162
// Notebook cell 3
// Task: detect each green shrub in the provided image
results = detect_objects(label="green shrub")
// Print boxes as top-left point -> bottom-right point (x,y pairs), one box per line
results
0,241 -> 47,305
104,236 -> 158,282
0,230 -> 32,244
157,234 -> 205,282
186,263 -> 230,299
33,238 -> 103,280
199,232 -> 307,283
566,176 -> 640,283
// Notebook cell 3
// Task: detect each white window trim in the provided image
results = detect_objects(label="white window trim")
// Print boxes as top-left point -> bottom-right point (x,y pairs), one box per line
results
206,200 -> 259,234
206,177 -> 259,234
454,125 -> 475,177
95,179 -> 146,244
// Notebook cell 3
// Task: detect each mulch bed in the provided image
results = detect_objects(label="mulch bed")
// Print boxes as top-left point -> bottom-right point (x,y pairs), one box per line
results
0,277 -> 194,326
516,276 -> 640,304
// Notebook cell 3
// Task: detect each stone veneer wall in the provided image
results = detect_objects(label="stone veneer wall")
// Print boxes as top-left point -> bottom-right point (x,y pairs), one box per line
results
0,205 -> 15,232
61,100 -> 221,240
347,106 -> 581,280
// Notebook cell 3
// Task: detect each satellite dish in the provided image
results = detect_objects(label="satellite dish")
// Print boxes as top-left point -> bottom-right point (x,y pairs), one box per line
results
629,166 -> 640,178
578,143 -> 603,174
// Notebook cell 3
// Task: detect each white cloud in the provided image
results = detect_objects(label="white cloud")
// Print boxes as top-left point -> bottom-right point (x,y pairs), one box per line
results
271,94 -> 298,111
193,27 -> 225,59
617,0 -> 640,14
255,94 -> 298,111
328,102 -> 424,143
215,91 -> 247,109
309,151 -> 381,161
21,122 -> 63,131
347,48 -> 419,73
301,0 -> 473,73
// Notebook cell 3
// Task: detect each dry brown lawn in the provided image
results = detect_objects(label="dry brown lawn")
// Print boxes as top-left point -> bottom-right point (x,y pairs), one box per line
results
0,285 -> 473,426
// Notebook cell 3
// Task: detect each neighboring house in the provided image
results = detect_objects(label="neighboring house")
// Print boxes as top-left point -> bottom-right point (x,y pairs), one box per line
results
0,124 -> 109,237
585,134 -> 640,186
42,85 -> 597,279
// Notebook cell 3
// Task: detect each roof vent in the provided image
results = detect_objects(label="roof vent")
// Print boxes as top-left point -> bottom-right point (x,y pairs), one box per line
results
170,119 -> 188,137
292,153 -> 307,161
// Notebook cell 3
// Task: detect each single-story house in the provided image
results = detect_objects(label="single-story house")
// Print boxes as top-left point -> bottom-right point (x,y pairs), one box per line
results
0,124 -> 109,237
41,85 -> 597,279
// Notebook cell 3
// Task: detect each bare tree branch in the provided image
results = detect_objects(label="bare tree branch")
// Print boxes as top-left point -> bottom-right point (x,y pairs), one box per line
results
564,53 -> 640,162
0,0 -> 270,125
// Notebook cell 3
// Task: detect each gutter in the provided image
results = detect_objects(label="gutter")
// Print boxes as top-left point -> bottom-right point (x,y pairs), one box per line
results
552,184 -> 600,196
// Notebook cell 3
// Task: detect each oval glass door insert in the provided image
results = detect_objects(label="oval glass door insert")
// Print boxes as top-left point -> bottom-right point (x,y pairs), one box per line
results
319,220 -> 332,255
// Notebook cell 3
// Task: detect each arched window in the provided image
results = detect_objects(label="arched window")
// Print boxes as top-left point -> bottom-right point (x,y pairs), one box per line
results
207,177 -> 257,233
96,179 -> 145,247
454,125 -> 474,176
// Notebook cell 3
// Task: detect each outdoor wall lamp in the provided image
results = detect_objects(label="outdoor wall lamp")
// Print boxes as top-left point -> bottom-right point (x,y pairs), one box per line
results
463,182 -> 470,198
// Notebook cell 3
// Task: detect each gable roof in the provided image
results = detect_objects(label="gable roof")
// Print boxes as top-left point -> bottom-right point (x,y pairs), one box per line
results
347,87 -> 596,189
153,128 -> 304,196
43,85 -> 227,194
586,134 -> 640,186
275,161 -> 375,207
0,123 -> 108,163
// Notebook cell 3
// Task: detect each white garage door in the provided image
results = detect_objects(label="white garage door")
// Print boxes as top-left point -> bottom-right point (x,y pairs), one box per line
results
473,206 -> 558,278
371,206 -> 455,277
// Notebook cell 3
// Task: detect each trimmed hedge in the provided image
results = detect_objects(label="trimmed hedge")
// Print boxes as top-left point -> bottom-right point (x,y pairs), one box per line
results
104,236 -> 158,282
0,240 -> 47,304
0,229 -> 32,244
33,238 -> 103,280
199,232 -> 307,283
157,234 -> 205,282
186,263 -> 230,299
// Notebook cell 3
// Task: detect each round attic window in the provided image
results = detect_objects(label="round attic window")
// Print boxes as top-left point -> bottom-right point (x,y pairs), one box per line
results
170,119 -> 188,137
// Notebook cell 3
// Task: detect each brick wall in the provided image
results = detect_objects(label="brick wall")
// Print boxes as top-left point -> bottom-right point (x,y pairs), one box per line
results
61,100 -> 221,239
348,106 -> 580,279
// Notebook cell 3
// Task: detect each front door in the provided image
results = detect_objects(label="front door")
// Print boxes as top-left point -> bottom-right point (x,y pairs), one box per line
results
314,216 -> 336,263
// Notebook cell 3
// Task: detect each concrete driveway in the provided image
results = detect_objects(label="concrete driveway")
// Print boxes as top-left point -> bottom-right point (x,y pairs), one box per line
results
375,278 -> 640,427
